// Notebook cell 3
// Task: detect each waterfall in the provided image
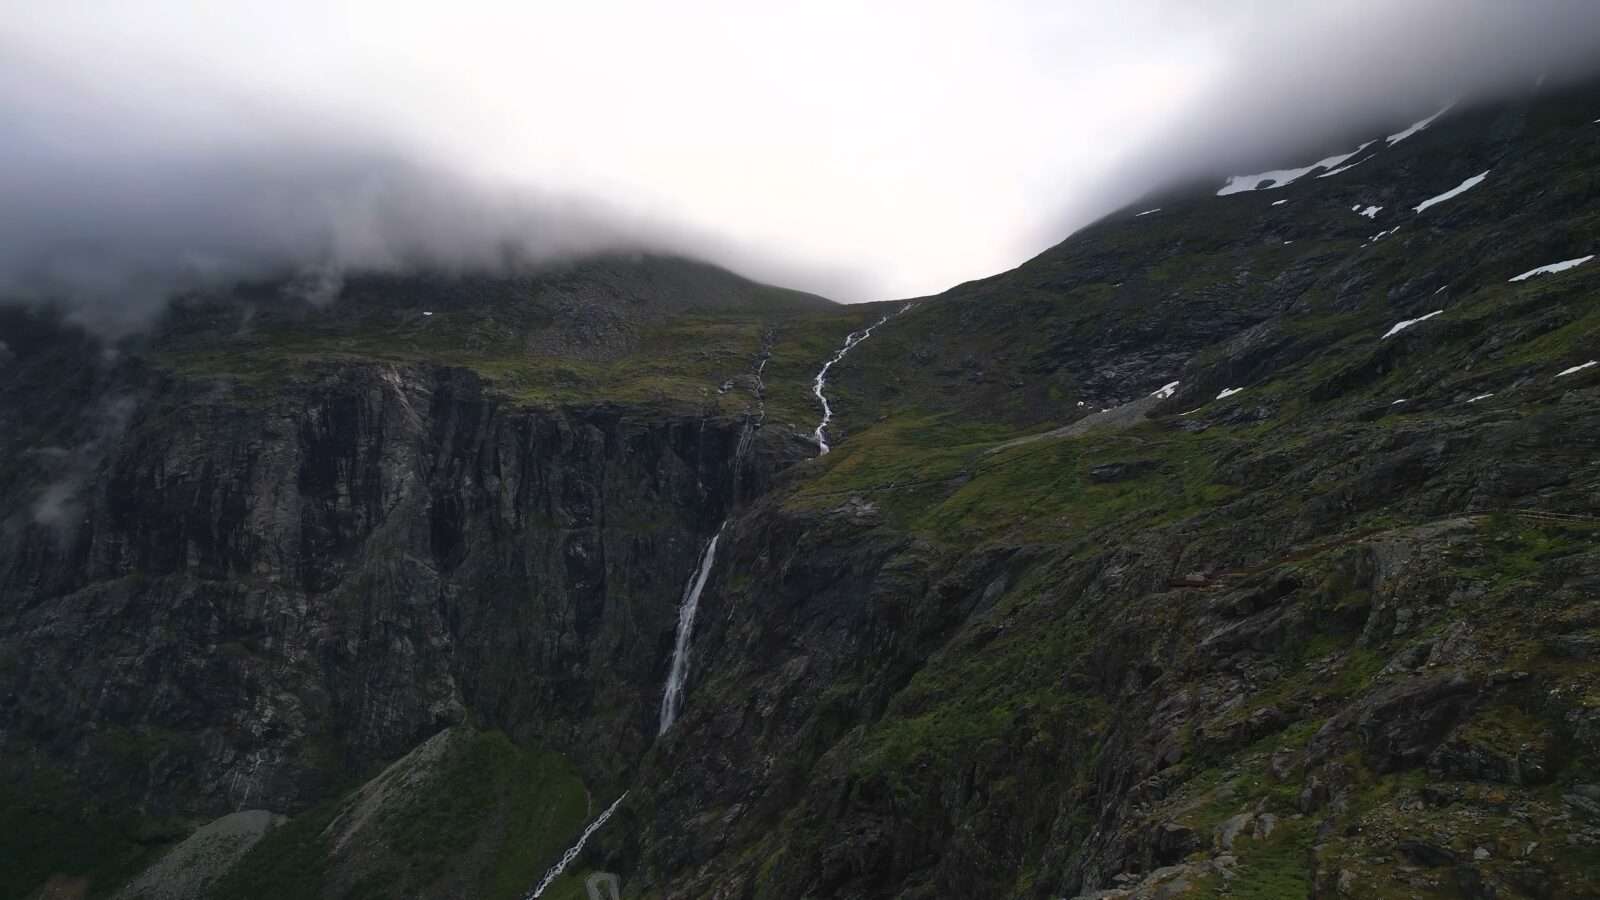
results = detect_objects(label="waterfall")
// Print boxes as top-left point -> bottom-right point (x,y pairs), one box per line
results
659,526 -> 723,735
810,306 -> 911,454
525,344 -> 759,898
526,791 -> 629,898
656,344 -> 769,733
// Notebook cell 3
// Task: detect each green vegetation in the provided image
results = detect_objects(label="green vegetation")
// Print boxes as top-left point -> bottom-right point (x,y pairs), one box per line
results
760,303 -> 889,427
789,414 -> 1247,548
1467,514 -> 1600,586
154,255 -> 837,412
0,777 -> 182,899
1198,818 -> 1316,899
212,799 -> 343,900
158,312 -> 777,413
214,729 -> 589,900
0,731 -> 202,900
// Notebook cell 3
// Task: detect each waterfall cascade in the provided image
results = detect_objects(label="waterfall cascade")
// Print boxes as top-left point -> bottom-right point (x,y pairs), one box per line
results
810,305 -> 912,453
526,792 -> 629,898
527,327 -> 903,898
658,527 -> 723,735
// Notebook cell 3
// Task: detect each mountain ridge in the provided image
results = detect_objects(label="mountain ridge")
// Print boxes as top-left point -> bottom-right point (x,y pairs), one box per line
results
2,77 -> 1600,899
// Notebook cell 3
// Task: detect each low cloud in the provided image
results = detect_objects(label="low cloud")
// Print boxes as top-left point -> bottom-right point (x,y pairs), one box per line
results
3,3 -> 1599,320
26,394 -> 139,532
1038,0 -> 1600,245
0,46 -> 869,333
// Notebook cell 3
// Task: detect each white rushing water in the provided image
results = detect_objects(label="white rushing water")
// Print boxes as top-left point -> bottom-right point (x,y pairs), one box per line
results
659,346 -> 769,735
527,791 -> 629,898
659,527 -> 724,735
811,312 -> 900,454
523,391 -> 746,897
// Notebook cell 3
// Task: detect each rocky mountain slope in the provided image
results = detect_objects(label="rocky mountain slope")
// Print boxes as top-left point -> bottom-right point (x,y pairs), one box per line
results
3,81 -> 1600,899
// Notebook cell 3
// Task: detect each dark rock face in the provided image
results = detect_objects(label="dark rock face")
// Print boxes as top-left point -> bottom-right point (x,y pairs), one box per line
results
1309,671 -> 1483,772
0,345 -> 798,819
1398,839 -> 1459,868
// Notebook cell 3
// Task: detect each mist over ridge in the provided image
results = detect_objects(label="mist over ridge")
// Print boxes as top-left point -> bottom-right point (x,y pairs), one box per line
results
3,1 -> 1600,331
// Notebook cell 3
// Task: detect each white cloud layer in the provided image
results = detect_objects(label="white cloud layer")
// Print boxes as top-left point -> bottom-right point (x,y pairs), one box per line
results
2,0 -> 1598,319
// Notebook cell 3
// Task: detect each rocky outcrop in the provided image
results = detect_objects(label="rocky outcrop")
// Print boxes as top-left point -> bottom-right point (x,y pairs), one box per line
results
113,810 -> 284,900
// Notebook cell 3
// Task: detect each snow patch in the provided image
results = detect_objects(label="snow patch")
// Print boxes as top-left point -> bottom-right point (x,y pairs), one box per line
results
1216,387 -> 1244,400
1556,360 -> 1598,378
1381,310 -> 1443,340
1318,158 -> 1369,179
1150,381 -> 1180,399
1217,142 -> 1374,196
1358,205 -> 1382,219
422,311 -> 433,316
1392,399 -> 1408,405
1387,105 -> 1452,146
1365,226 -> 1401,246
1466,393 -> 1494,403
1414,171 -> 1489,213
1509,255 -> 1594,282
1135,208 -> 1161,217
1271,199 -> 1291,206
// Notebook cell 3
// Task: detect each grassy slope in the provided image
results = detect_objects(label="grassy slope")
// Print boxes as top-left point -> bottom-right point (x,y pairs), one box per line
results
0,777 -> 183,900
661,84 -> 1600,897
815,85 -> 1600,439
152,253 -> 841,416
213,728 -> 589,900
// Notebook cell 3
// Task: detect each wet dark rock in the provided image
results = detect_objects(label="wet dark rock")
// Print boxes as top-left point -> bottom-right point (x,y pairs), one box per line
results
1398,839 -> 1459,868
1150,822 -> 1201,866
1429,722 -> 1557,786
0,357 -> 786,820
1545,633 -> 1600,659
1299,776 -> 1330,814
1310,671 -> 1483,771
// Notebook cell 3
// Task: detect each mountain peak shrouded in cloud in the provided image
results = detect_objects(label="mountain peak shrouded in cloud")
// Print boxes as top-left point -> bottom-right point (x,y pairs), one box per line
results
3,0 -> 1600,329
1037,0 -> 1600,250
0,47 -> 873,334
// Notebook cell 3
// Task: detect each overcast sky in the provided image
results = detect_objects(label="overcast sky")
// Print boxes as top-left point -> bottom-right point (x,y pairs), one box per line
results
4,1 -> 1600,314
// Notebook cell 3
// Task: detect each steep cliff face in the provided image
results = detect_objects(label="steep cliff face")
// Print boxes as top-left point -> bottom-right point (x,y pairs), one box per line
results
1,348 -> 790,799
0,282 -> 828,899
